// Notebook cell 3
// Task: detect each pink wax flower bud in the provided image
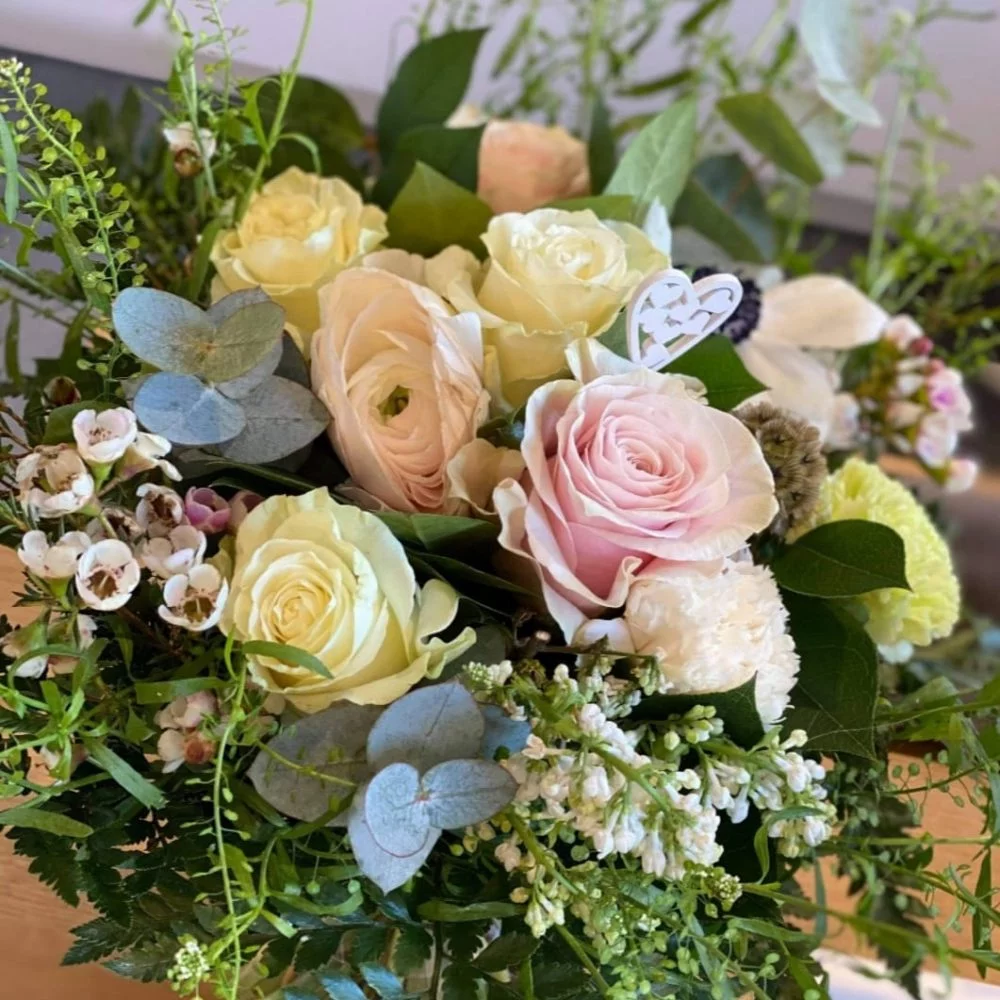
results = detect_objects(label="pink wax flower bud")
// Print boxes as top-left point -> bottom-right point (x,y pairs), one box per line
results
228,490 -> 264,532
912,336 -> 934,357
184,486 -> 230,534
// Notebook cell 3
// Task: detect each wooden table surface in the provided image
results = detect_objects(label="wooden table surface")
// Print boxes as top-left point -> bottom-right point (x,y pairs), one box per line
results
0,546 -> 996,996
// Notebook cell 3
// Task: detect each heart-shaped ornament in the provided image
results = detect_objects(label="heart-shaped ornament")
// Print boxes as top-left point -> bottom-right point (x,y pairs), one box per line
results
626,268 -> 744,370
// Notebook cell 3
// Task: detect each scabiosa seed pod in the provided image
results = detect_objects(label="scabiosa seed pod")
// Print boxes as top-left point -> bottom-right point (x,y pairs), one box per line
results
692,266 -> 761,344
737,400 -> 827,535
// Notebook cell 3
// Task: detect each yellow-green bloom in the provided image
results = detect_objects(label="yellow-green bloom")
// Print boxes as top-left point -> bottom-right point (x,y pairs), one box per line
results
791,458 -> 960,647
221,488 -> 474,712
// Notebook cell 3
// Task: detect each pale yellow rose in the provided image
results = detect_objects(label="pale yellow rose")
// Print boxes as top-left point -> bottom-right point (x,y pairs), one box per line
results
425,209 -> 668,407
221,488 -> 474,712
210,167 -> 388,344
312,267 -> 490,514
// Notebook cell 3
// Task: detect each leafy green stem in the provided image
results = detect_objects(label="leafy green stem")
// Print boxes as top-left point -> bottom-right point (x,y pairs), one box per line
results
554,924 -> 611,997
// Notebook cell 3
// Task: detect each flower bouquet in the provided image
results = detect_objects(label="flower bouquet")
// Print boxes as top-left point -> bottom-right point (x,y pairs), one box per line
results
0,3 -> 997,999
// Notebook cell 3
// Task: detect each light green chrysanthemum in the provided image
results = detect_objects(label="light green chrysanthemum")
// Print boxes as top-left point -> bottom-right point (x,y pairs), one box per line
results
790,457 -> 960,647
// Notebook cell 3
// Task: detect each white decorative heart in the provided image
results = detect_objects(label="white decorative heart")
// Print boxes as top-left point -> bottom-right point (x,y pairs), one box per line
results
626,268 -> 744,370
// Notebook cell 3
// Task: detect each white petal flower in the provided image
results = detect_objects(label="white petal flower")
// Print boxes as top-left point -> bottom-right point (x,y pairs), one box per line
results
16,446 -> 95,518
139,525 -> 207,579
155,690 -> 217,731
157,730 -> 188,772
136,484 -> 186,538
159,563 -> 229,632
72,407 -> 137,465
945,457 -> 978,494
163,121 -> 217,161
75,539 -> 141,611
18,530 -> 90,579
120,432 -> 181,481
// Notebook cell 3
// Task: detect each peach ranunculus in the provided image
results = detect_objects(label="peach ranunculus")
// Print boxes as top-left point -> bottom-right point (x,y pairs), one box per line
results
311,267 -> 491,514
494,342 -> 778,642
448,104 -> 590,214
210,167 -> 388,346
426,208 -> 668,408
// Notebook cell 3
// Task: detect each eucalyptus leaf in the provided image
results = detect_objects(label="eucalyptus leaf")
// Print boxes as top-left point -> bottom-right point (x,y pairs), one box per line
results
816,80 -> 883,128
348,795 -> 438,893
481,704 -> 532,760
606,97 -> 697,214
366,683 -> 485,773
133,373 -> 246,447
248,703 -> 382,821
217,338 -> 283,399
112,288 -> 215,373
364,763 -> 432,857
772,520 -> 910,598
202,291 -> 287,381
274,332 -> 311,387
218,376 -> 329,463
422,759 -> 517,829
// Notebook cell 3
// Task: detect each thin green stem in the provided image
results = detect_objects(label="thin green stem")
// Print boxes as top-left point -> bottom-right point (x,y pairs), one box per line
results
579,0 -> 610,135
237,0 -> 314,219
554,924 -> 611,997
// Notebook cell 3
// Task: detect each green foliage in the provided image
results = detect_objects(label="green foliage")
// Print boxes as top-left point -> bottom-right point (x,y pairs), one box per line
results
386,163 -> 492,258
773,521 -> 910,598
664,334 -> 767,410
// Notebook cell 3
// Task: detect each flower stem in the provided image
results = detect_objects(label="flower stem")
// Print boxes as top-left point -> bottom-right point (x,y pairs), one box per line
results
554,924 -> 611,997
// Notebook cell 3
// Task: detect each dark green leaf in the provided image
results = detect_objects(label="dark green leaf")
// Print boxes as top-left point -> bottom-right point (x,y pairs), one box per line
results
974,851 -> 993,970
83,740 -> 166,810
392,925 -> 433,976
134,676 -> 225,705
531,962 -> 593,999
295,929 -> 345,972
664,334 -> 766,410
241,640 -> 333,679
680,0 -> 731,35
772,520 -> 910,598
717,93 -> 823,184
606,97 -> 697,213
387,163 -> 492,258
617,69 -> 694,98
63,918 -> 130,965
378,29 -> 488,156
546,195 -> 635,222
672,153 -> 776,263
0,112 -> 20,222
42,400 -> 116,445
360,963 -> 416,999
474,933 -> 539,972
418,900 -> 524,922
376,510 -> 497,552
442,963 -> 484,1000
783,593 -> 878,758
0,805 -> 93,838
4,300 -> 20,391
632,676 -> 764,747
133,0 -> 158,26
185,217 -> 225,302
103,936 -> 178,982
13,830 -> 81,905
374,125 -> 484,208
588,96 -> 616,193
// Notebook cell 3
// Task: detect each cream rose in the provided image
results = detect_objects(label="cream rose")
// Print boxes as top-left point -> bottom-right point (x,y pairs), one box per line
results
448,105 -> 590,213
427,208 -> 667,407
221,489 -> 474,712
210,167 -> 388,343
312,268 -> 489,513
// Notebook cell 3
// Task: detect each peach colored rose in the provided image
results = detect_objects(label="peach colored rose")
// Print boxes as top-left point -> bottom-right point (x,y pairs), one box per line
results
312,267 -> 489,514
476,118 -> 589,214
494,346 -> 777,641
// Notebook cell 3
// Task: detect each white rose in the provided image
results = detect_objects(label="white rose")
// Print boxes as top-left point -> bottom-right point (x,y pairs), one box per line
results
210,167 -> 388,343
222,489 -> 474,712
312,267 -> 489,513
426,209 -> 667,406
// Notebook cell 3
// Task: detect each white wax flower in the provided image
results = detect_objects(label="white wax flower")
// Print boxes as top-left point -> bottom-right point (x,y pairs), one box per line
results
72,407 -> 137,465
159,563 -> 229,632
75,539 -> 141,611
139,525 -> 207,579
16,446 -> 95,518
18,530 -> 90,579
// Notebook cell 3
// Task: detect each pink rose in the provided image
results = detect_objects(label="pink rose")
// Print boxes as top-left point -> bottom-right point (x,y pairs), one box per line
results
449,107 -> 590,214
494,347 -> 777,640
